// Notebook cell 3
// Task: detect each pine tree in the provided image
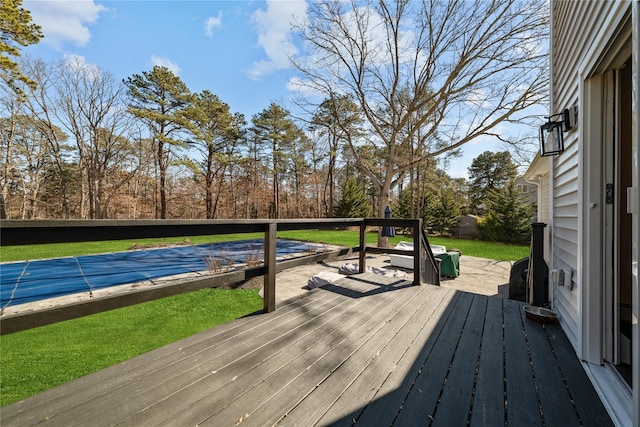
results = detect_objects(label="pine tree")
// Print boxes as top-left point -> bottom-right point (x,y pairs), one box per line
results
124,66 -> 194,218
188,90 -> 243,219
334,177 -> 371,218
467,151 -> 518,215
429,188 -> 461,236
250,103 -> 300,219
0,0 -> 42,96
394,186 -> 433,228
479,179 -> 535,243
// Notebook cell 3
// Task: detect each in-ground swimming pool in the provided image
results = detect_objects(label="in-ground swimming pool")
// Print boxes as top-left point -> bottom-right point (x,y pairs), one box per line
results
0,239 -> 324,309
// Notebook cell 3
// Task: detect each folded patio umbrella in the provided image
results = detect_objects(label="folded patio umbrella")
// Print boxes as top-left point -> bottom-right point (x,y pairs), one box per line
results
381,205 -> 396,237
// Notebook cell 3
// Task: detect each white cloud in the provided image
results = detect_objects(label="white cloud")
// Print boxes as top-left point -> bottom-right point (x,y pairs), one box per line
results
63,53 -> 101,78
296,4 -> 424,89
248,0 -> 307,80
205,11 -> 223,37
286,76 -> 327,98
464,89 -> 494,109
151,55 -> 181,75
25,0 -> 106,49
286,76 -> 304,93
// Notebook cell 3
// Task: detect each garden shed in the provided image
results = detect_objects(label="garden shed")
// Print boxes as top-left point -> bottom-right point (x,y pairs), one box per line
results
452,214 -> 479,239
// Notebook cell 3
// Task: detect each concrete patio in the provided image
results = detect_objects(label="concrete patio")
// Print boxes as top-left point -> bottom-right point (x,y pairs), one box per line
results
271,253 -> 513,304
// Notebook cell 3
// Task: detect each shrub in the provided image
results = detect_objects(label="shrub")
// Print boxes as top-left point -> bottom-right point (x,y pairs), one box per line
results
478,180 -> 535,243
334,176 -> 372,218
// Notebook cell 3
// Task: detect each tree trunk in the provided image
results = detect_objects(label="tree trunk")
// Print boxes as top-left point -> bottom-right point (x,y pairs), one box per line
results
1,119 -> 14,219
20,180 -> 27,219
0,193 -> 6,219
159,171 -> 167,219
157,140 -> 167,219
272,139 -> 279,219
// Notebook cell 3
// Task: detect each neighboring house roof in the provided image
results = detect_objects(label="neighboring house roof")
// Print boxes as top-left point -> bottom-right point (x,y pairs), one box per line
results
523,152 -> 550,180
458,214 -> 478,219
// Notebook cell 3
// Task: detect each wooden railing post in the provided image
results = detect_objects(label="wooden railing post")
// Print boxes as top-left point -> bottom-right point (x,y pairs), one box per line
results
413,219 -> 422,285
359,220 -> 366,273
263,222 -> 277,312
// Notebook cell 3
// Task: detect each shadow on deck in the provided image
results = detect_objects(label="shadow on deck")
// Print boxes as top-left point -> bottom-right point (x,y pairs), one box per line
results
2,273 -> 612,426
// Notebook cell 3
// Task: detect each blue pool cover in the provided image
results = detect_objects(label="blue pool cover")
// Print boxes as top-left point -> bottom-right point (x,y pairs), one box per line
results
1,239 -> 322,309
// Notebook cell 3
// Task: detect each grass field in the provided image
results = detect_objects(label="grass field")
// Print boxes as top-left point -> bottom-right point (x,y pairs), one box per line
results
1,229 -> 529,263
0,288 -> 262,406
0,229 -> 529,406
279,230 -> 530,261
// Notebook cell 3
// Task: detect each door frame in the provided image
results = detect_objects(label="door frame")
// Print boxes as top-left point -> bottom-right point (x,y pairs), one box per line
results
580,5 -> 632,367
602,62 -> 633,370
578,9 -> 634,425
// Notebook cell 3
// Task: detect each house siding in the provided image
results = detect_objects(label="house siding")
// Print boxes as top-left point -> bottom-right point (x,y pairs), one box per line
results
549,1 -> 638,424
539,178 -> 550,224
550,1 -> 628,348
523,156 -> 550,263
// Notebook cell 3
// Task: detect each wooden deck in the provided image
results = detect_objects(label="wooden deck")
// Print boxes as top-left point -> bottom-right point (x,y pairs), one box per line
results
2,273 -> 613,426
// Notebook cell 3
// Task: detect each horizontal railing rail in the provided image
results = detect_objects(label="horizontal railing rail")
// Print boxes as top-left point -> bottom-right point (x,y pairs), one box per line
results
0,218 -> 366,246
0,218 -> 439,334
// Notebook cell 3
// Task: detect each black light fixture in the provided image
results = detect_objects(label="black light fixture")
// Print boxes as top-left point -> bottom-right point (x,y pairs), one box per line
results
540,108 -> 572,157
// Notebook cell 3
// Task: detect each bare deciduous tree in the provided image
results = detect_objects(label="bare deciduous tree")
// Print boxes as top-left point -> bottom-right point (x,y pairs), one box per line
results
0,113 -> 53,219
311,95 -> 363,216
18,56 -> 73,218
55,56 -> 137,218
0,90 -> 20,219
292,0 -> 548,236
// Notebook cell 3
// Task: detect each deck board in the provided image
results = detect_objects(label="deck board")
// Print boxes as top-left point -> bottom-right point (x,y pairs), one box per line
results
175,277 -> 415,426
543,322 -> 614,427
42,290 -> 353,426
6,287 -> 344,424
318,287 -> 457,427
391,291 -> 474,425
523,306 -> 581,426
431,294 -> 487,426
503,298 -> 543,427
279,282 -> 449,426
1,273 -> 613,427
470,296 -> 505,426
85,278 -> 385,426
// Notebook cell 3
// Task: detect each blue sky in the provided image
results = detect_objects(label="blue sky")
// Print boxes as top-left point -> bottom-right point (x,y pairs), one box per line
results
23,1 -> 305,117
22,0 -> 540,179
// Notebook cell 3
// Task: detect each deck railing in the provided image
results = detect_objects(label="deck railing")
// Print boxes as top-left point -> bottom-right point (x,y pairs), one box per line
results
0,218 -> 439,334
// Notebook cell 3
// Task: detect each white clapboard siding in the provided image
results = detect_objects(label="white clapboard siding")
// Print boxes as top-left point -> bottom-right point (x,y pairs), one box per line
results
549,1 -> 629,348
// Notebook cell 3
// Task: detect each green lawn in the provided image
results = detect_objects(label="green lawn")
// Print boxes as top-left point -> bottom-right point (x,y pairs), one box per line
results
420,236 -> 529,261
0,229 -> 528,406
0,288 -> 262,406
1,230 -> 528,263
277,230 -> 529,261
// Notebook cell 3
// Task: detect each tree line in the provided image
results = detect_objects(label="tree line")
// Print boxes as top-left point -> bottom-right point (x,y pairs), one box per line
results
1,59 -> 354,220
1,0 -> 546,244
0,57 -> 532,223
338,149 -> 535,243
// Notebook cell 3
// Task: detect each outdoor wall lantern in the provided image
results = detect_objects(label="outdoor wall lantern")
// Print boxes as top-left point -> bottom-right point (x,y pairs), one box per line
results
539,108 -> 573,157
